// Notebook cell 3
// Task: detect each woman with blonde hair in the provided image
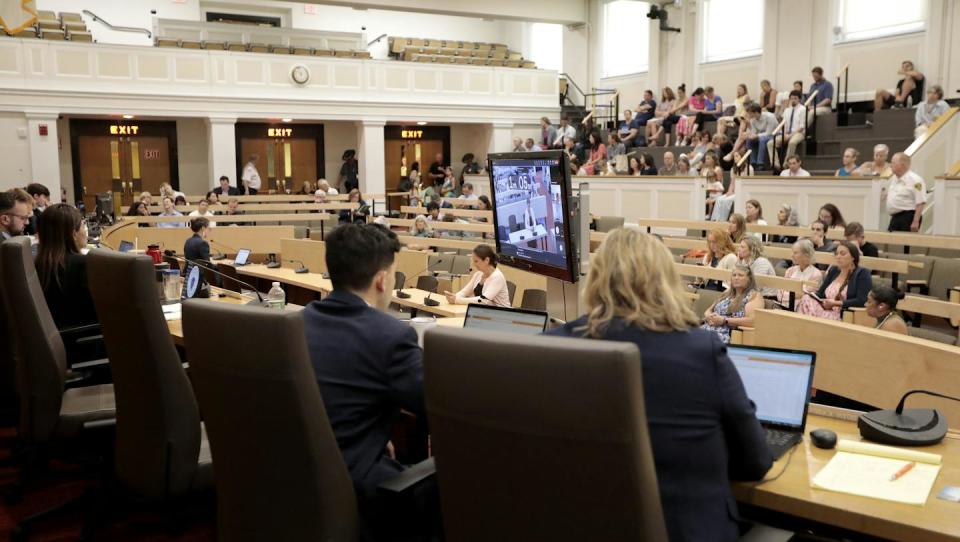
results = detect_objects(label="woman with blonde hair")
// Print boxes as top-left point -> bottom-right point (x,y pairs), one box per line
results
702,264 -> 764,344
548,228 -> 772,542
727,213 -> 747,243
409,214 -> 433,238
736,236 -> 777,296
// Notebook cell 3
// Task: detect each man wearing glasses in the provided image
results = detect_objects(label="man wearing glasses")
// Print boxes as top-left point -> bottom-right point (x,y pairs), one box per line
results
0,190 -> 33,241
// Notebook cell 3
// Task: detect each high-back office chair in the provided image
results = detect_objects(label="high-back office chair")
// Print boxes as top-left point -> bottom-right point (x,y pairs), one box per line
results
423,327 -> 667,541
506,281 -> 517,305
519,288 -> 547,311
0,238 -> 115,537
182,301 -> 357,541
416,275 -> 439,293
87,250 -> 212,502
0,244 -> 17,425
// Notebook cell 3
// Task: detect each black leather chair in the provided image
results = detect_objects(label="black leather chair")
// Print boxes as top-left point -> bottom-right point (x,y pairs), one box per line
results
506,281 -> 517,305
416,275 -> 439,293
519,288 -> 547,311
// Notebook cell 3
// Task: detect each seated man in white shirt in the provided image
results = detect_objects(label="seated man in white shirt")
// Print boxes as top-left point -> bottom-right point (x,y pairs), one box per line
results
458,182 -> 479,200
767,90 -> 806,169
188,197 -> 217,227
317,179 -> 339,195
779,155 -> 810,177
552,116 -> 578,148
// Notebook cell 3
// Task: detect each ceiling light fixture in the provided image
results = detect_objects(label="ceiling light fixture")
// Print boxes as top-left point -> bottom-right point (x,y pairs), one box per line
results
416,121 -> 428,126
282,118 -> 293,123
122,114 -> 135,119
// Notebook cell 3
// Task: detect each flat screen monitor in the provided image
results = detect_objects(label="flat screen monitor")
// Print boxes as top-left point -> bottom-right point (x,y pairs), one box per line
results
487,151 -> 577,282
234,248 -> 251,266
726,345 -> 816,430
463,304 -> 548,335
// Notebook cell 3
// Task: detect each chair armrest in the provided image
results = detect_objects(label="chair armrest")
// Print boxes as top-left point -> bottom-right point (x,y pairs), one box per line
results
378,457 -> 436,494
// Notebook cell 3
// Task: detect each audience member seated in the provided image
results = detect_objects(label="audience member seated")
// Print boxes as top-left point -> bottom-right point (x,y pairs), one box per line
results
639,153 -> 658,176
632,91 -> 658,146
302,224 -> 435,538
548,229 -> 772,541
700,228 -> 737,291
458,182 -> 478,200
339,188 -> 370,225
213,175 -> 239,197
678,87 -> 706,145
126,200 -> 148,217
688,131 -> 713,168
24,183 -> 50,235
658,151 -> 677,175
759,79 -> 777,113
443,244 -> 510,307
715,83 -> 749,136
222,198 -> 245,226
817,203 -> 846,229
778,239 -> 823,307
606,133 -> 626,165
808,220 -> 834,253
523,138 -> 542,152
693,86 -> 723,134
808,66 -> 833,119
704,170 -> 725,217
628,156 -> 642,176
34,204 -> 97,329
157,196 -> 184,228
882,152 -> 926,232
779,155 -> 810,177
206,190 -> 220,205
184,217 -> 212,264
439,167 -> 456,197
835,147 -> 860,176
646,87 -> 676,146
728,213 -> 747,243
511,137 -> 524,152
188,197 -> 217,226
771,204 -> 799,243
476,195 -> 492,213
730,151 -> 755,176
744,199 -> 767,237
796,241 -> 871,319
855,144 -> 892,177
914,84 -> 948,138
174,195 -> 188,206
843,222 -> 878,258
553,116 -> 577,149
779,80 -> 804,114
677,154 -> 693,175
769,91 -> 806,169
409,215 -> 434,237
539,117 -> 558,150
737,236 -> 777,296
618,109 -> 636,148
583,130 -> 606,175
294,180 -> 313,196
866,285 -> 908,335
875,60 -> 925,110
698,152 -> 723,181
743,103 -> 778,168
659,84 -> 688,146
139,191 -> 154,208
702,264 -> 764,344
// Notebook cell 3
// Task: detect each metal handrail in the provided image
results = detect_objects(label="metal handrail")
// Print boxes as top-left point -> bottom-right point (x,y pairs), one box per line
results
83,10 -> 152,38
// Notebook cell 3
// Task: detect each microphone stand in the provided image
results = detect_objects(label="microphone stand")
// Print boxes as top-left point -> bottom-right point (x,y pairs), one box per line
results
396,257 -> 444,300
164,251 -> 266,305
285,259 -> 310,274
208,238 -> 240,261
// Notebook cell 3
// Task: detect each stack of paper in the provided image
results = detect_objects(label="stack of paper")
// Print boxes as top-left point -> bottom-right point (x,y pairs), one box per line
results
812,440 -> 942,505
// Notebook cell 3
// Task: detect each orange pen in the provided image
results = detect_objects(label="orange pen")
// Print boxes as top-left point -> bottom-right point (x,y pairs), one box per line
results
890,461 -> 916,481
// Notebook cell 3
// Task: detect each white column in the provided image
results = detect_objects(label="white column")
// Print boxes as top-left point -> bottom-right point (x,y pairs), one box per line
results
356,120 -> 386,208
25,111 -> 61,201
489,122 -> 514,155
206,116 -> 238,188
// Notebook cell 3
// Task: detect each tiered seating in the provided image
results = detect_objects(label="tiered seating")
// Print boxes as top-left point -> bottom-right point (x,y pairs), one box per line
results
4,10 -> 92,42
154,37 -> 371,58
389,36 -> 536,69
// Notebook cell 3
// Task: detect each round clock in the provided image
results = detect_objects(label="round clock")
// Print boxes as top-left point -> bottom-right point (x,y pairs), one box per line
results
291,64 -> 310,85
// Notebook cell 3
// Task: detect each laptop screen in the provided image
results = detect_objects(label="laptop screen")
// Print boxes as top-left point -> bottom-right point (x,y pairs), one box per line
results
463,304 -> 548,335
118,240 -> 134,253
234,249 -> 251,266
727,345 -> 816,429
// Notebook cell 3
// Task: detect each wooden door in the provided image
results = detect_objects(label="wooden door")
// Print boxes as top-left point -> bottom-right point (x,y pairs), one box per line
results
132,136 -> 171,203
239,138 -> 272,191
235,124 -> 325,194
76,135 -> 118,212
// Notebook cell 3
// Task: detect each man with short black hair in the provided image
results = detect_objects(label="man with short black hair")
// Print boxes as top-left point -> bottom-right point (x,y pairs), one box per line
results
302,224 -> 430,535
184,217 -> 211,263
24,183 -> 50,235
844,222 -> 878,258
427,152 -> 445,186
809,66 -> 833,120
213,175 -> 239,197
0,190 -> 32,241
458,182 -> 478,200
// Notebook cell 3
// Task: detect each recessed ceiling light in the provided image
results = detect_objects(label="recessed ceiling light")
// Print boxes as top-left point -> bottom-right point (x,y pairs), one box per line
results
416,121 -> 428,126
122,114 -> 135,119
282,118 -> 293,123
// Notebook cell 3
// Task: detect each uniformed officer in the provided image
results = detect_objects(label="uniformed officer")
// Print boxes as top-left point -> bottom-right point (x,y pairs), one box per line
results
881,153 -> 926,232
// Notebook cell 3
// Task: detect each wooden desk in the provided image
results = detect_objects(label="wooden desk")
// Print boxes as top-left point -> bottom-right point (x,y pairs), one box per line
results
235,264 -> 334,294
437,317 -> 465,328
734,408 -> 960,542
167,290 -> 256,346
392,288 -> 468,318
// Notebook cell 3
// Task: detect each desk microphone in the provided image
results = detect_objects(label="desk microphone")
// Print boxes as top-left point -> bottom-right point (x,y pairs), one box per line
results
163,250 -> 265,305
285,259 -> 310,274
266,253 -> 281,269
395,257 -> 445,299
208,239 -> 239,261
858,389 -> 960,446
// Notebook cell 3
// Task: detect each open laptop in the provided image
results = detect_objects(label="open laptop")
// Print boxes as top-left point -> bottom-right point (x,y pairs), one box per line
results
118,240 -> 134,253
726,345 -> 817,460
463,304 -> 548,336
234,248 -> 251,266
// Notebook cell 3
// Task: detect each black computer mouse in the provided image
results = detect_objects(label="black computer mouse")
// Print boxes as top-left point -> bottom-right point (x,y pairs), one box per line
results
809,428 -> 838,449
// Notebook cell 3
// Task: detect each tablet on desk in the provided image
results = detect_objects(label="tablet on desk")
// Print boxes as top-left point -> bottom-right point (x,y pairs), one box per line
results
234,248 -> 251,266
118,240 -> 134,253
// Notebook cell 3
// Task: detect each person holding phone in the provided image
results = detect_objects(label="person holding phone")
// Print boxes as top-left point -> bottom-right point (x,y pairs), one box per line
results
443,245 -> 510,307
795,241 -> 871,319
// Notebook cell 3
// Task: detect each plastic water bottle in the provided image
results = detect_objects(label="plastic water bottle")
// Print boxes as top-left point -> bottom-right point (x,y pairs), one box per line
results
267,282 -> 285,310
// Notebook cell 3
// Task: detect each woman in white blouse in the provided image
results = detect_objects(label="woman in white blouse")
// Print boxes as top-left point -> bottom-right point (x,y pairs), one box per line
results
779,239 -> 823,307
443,245 -> 511,307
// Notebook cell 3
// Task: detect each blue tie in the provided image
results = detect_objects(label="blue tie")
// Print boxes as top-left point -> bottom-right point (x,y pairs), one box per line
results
788,110 -> 793,133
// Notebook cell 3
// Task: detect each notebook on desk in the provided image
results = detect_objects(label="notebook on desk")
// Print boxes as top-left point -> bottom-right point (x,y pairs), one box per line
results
727,345 -> 816,460
812,440 -> 942,505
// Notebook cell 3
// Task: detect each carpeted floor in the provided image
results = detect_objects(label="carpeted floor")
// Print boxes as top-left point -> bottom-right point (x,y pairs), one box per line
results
0,427 -> 215,541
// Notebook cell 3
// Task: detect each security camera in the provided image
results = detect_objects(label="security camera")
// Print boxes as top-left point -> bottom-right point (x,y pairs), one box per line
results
361,26 -> 367,31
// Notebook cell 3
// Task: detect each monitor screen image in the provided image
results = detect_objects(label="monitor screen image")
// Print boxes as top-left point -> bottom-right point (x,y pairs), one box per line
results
487,151 -> 577,282
463,304 -> 549,335
727,345 -> 816,429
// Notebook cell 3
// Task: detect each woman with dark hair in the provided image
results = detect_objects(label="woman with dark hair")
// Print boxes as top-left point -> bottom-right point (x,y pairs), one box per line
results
796,240 -> 872,319
818,203 -> 847,229
628,156 -> 642,176
35,204 -> 98,329
866,285 -> 908,335
443,244 -> 510,306
584,130 -> 606,175
640,153 -> 658,176
127,200 -> 148,217
174,195 -> 187,206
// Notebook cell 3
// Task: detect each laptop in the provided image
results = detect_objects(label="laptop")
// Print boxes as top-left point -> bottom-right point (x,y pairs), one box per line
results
118,240 -> 134,253
234,248 -> 251,266
462,304 -> 548,335
726,345 -> 817,460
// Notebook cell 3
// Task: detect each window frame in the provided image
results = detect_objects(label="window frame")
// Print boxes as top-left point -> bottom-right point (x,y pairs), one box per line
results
699,0 -> 764,64
601,0 -> 650,79
833,0 -> 927,44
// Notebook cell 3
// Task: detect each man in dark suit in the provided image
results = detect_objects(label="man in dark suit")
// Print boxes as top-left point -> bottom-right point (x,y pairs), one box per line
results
184,216 -> 211,263
303,223 -> 432,538
212,176 -> 239,198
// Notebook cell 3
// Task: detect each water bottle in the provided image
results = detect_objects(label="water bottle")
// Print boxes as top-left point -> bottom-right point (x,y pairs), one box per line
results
267,282 -> 285,310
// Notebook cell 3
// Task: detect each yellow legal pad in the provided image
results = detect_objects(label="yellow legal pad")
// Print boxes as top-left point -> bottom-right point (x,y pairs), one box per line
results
811,440 -> 942,505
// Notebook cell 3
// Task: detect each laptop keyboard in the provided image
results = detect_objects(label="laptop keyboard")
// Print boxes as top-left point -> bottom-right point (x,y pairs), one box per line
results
766,429 -> 794,447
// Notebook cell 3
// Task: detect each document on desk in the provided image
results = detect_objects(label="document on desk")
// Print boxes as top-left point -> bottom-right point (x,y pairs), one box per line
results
812,440 -> 942,505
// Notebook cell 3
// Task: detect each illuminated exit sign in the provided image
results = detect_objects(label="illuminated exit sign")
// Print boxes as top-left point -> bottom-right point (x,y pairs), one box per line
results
110,125 -> 139,135
268,128 -> 293,137
401,129 -> 424,139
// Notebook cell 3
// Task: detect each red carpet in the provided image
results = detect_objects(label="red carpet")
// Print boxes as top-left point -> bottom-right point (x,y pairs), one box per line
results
0,427 -> 215,541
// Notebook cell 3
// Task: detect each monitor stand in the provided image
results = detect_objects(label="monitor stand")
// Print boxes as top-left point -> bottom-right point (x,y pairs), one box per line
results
546,277 -> 580,323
